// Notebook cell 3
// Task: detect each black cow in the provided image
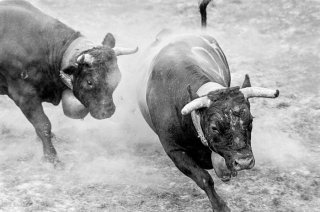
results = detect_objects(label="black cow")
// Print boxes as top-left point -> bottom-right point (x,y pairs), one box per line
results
138,1 -> 279,211
0,0 -> 137,165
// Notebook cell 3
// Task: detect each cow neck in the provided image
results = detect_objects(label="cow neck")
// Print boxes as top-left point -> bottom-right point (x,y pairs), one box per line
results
191,82 -> 225,147
61,37 -> 97,73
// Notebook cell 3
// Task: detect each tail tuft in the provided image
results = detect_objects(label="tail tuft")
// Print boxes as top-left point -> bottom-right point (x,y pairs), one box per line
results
199,0 -> 213,28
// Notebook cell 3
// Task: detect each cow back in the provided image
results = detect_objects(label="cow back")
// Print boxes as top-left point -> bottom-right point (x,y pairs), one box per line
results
138,33 -> 231,132
0,0 -> 80,105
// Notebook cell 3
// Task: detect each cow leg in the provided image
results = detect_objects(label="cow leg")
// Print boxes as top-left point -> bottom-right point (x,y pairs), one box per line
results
10,93 -> 60,165
166,149 -> 230,212
22,102 -> 60,164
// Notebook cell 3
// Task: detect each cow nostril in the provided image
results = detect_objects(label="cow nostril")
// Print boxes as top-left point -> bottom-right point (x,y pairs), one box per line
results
104,103 -> 114,109
233,157 -> 254,170
248,157 -> 255,169
233,160 -> 241,170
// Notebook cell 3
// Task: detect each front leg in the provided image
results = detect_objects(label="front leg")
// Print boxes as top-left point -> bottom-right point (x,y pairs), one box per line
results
10,91 -> 59,165
166,147 -> 230,212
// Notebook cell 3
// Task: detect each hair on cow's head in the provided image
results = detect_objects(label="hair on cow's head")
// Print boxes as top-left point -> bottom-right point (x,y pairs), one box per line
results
60,32 -> 138,120
182,74 -> 278,177
70,33 -> 121,120
200,85 -> 254,172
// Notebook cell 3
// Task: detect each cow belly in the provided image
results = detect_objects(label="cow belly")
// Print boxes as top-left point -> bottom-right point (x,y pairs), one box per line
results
0,73 -> 7,95
136,48 -> 160,133
138,98 -> 156,133
137,72 -> 156,133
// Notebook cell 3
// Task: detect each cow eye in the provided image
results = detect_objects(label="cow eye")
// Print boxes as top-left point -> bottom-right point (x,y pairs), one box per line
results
211,126 -> 219,134
87,80 -> 92,85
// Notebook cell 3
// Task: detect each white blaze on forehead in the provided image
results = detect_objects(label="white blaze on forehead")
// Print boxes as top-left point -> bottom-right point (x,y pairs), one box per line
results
234,137 -> 240,145
78,53 -> 95,65
215,113 -> 224,121
84,54 -> 95,64
233,105 -> 240,112
229,109 -> 240,131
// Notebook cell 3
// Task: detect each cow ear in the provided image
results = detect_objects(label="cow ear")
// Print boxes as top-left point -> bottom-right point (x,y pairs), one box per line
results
62,65 -> 78,75
60,66 -> 78,89
102,33 -> 116,48
241,74 -> 251,88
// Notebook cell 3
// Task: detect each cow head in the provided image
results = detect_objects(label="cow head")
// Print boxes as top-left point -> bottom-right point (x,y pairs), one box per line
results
181,75 -> 279,180
60,33 -> 138,119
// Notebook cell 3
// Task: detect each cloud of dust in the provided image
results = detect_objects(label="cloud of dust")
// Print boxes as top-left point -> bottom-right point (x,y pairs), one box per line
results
0,0 -> 316,193
252,121 -> 311,168
247,100 -> 318,171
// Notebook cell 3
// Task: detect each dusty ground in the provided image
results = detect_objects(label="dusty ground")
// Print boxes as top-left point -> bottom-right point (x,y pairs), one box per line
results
0,0 -> 320,211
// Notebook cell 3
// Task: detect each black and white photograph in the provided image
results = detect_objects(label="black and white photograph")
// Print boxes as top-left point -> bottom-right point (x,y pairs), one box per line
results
0,0 -> 319,211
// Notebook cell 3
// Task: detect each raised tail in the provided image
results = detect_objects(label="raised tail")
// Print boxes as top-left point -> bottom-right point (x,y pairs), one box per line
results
199,0 -> 212,28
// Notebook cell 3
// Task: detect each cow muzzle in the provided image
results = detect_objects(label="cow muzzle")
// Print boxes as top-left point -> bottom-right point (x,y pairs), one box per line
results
232,155 -> 255,171
89,102 -> 116,120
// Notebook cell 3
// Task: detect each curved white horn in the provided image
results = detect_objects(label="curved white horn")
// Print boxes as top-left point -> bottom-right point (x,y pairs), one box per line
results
113,46 -> 138,56
181,96 -> 211,115
240,87 -> 279,99
59,71 -> 73,90
76,54 -> 84,63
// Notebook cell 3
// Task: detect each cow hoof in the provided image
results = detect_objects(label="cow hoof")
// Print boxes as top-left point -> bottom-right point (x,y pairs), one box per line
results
53,160 -> 65,170
215,205 -> 231,212
42,155 -> 64,169
221,176 -> 231,183
222,207 -> 231,212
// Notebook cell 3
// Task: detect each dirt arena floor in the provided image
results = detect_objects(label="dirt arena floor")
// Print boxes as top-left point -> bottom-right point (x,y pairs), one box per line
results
0,0 -> 319,211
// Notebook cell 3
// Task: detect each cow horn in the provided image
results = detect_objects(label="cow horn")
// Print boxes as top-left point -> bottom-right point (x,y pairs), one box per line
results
77,54 -> 94,65
59,71 -> 73,90
181,96 -> 212,115
240,87 -> 279,99
113,46 -> 138,56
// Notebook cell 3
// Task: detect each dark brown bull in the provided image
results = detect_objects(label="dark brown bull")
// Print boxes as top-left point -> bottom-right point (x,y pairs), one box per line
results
0,0 -> 137,165
137,1 -> 279,211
